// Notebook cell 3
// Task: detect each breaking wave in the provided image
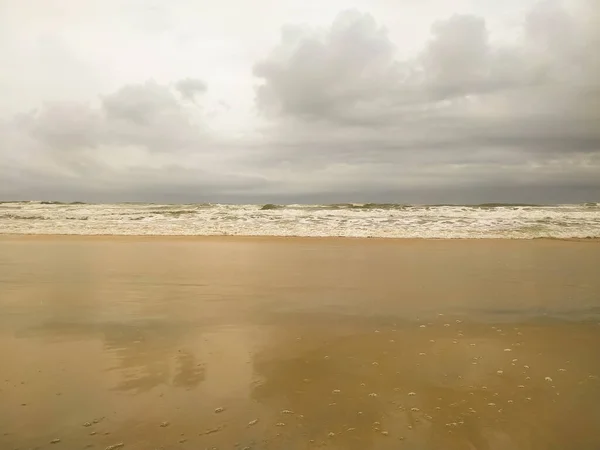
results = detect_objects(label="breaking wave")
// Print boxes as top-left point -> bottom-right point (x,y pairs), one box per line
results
0,202 -> 598,238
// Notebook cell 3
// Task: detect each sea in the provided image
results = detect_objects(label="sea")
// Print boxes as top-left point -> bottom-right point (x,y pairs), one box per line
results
1,201 -> 599,238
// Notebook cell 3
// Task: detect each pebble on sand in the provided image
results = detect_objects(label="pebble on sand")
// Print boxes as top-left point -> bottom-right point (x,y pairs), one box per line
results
248,419 -> 259,426
408,392 -> 416,396
214,407 -> 225,413
545,376 -> 553,382
332,389 -> 341,394
159,421 -> 170,427
369,393 -> 378,397
504,348 -> 512,352
50,438 -> 61,444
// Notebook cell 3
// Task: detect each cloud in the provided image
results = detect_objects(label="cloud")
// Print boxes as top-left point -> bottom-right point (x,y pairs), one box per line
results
175,77 -> 208,102
17,79 -> 208,158
0,79 -> 275,201
253,10 -> 399,122
1,1 -> 599,203
248,1 -> 600,201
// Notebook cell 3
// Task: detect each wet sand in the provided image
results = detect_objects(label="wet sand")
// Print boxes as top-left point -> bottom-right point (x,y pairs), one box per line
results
1,236 -> 600,450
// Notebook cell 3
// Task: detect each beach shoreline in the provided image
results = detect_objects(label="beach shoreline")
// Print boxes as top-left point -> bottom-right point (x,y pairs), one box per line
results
1,233 -> 599,243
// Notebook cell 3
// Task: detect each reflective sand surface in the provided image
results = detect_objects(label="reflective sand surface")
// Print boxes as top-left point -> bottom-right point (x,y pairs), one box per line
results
1,236 -> 600,450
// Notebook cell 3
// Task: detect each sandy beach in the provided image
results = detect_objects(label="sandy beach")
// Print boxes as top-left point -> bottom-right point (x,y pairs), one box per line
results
1,236 -> 600,450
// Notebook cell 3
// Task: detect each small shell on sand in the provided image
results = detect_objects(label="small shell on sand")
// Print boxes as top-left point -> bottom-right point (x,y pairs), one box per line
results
545,377 -> 553,382
369,392 -> 378,397
275,422 -> 286,427
504,348 -> 512,352
332,389 -> 341,394
214,407 -> 225,413
50,439 -> 61,444
248,419 -> 259,426
105,444 -> 124,450
159,421 -> 170,428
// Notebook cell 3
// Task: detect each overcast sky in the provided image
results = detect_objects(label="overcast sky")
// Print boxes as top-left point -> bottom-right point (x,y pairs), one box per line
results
0,0 -> 598,203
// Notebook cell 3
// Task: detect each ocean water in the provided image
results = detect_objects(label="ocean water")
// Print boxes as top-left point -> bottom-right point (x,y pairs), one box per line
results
0,201 -> 599,238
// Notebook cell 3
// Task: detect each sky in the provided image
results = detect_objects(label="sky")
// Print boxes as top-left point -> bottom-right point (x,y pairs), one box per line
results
0,0 -> 598,204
